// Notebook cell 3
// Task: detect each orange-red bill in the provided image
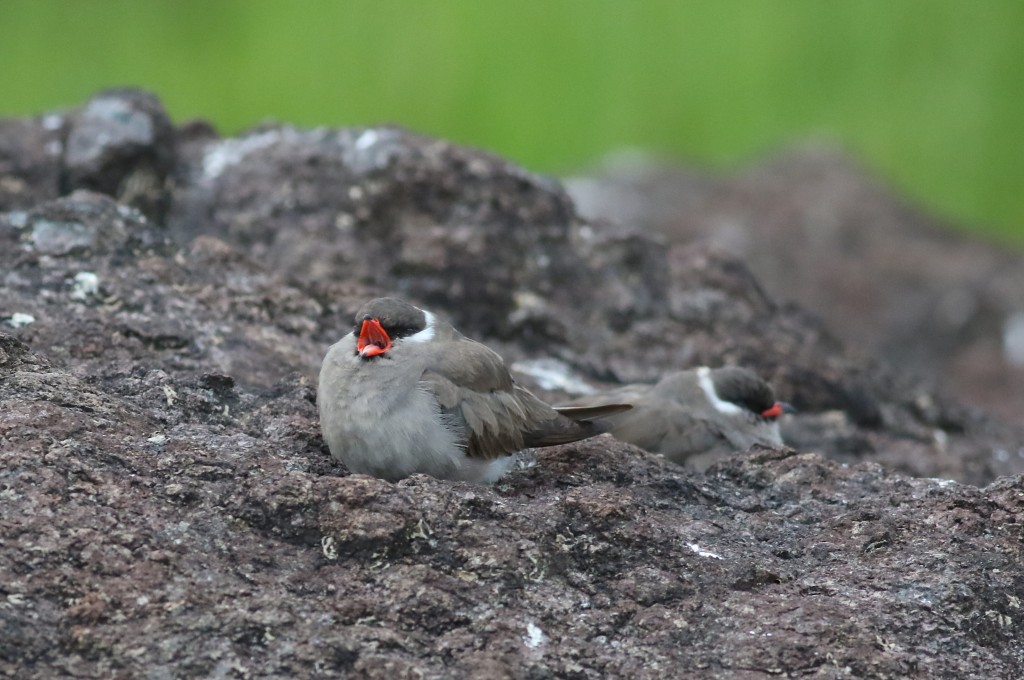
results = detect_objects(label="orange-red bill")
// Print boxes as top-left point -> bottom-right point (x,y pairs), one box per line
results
357,318 -> 392,357
761,401 -> 795,419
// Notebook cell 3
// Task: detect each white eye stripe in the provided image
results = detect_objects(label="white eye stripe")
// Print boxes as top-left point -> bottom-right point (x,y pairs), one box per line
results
697,366 -> 743,414
406,310 -> 435,343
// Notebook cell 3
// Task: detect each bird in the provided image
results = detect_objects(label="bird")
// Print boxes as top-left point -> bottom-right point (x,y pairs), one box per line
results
318,297 -> 631,483
560,366 -> 793,469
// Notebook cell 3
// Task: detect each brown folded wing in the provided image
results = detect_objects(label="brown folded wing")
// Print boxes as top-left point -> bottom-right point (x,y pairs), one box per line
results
419,338 -> 628,460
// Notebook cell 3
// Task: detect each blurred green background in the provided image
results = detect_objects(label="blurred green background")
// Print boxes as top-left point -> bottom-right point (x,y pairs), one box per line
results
2,0 -> 1022,242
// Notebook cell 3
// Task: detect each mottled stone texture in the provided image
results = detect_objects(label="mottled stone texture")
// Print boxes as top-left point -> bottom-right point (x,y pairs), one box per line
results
567,148 -> 1024,426
1,89 -> 1022,678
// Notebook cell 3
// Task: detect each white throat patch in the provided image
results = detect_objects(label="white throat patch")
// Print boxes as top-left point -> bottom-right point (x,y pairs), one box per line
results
697,366 -> 744,415
406,310 -> 436,343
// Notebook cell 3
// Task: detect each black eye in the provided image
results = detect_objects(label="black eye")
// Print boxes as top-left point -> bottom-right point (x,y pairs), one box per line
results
740,398 -> 768,414
389,325 -> 418,339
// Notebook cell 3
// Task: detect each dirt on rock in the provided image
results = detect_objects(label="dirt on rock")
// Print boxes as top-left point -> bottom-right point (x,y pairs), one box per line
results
2,89 -> 1023,678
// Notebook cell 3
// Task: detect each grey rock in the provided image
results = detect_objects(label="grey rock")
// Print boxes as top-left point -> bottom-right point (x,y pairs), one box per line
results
1,91 -> 1023,678
62,88 -> 176,221
0,115 -> 64,210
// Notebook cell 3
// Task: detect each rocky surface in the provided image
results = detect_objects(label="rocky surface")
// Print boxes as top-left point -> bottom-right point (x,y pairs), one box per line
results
2,89 -> 1023,678
566,148 -> 1024,425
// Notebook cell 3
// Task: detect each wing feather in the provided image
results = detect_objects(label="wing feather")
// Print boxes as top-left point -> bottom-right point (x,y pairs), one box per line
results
555,403 -> 632,421
418,337 -> 611,460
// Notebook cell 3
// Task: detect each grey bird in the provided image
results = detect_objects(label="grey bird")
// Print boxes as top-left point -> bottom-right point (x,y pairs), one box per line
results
318,297 -> 630,483
561,366 -> 793,469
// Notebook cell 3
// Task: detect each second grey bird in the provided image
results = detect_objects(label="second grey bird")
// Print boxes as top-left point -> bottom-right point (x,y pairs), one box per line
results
561,366 -> 793,469
318,297 -> 630,483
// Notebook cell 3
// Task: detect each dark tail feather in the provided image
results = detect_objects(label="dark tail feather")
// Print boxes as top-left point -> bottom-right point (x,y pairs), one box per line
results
521,403 -> 632,448
554,403 -> 632,422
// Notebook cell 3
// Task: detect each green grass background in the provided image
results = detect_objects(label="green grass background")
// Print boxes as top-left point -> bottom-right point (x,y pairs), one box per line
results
2,0 -> 1022,242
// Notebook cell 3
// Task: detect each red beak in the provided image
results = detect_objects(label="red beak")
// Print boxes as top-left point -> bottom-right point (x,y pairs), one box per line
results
761,401 -> 795,419
357,318 -> 391,358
